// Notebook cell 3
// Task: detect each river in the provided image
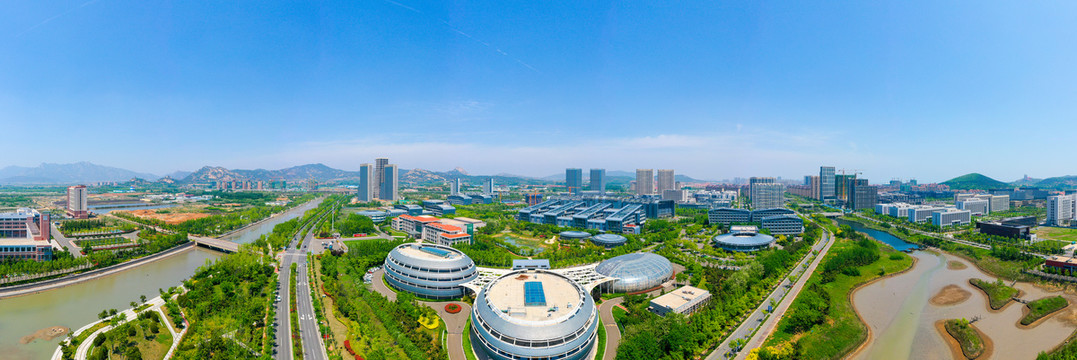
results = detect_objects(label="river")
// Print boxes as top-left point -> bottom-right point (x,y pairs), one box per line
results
0,197 -> 323,359
845,219 -> 1077,359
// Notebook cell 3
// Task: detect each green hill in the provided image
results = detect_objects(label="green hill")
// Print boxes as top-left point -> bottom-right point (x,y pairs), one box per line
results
941,173 -> 1008,190
1032,175 -> 1077,190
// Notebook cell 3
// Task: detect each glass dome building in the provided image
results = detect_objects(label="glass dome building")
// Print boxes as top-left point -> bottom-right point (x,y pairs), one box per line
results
383,243 -> 478,300
594,253 -> 673,293
590,233 -> 627,248
471,270 -> 598,360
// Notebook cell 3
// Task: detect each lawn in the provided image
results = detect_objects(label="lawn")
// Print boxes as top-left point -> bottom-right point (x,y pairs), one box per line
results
969,278 -> 1018,310
1034,227 -> 1077,243
596,317 -> 606,360
763,240 -> 914,360
1021,296 -> 1069,325
944,319 -> 984,359
463,320 -> 477,360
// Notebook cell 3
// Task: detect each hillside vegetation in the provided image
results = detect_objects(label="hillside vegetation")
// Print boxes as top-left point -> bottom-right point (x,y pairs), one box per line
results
941,173 -> 1008,190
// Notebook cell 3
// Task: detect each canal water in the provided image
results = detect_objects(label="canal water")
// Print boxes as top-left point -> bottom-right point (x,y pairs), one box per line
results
0,198 -> 322,359
845,220 -> 1077,359
837,218 -> 920,252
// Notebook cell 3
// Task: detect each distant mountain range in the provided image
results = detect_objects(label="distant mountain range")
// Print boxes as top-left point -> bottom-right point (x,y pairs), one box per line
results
0,162 -> 159,184
940,173 -> 1077,190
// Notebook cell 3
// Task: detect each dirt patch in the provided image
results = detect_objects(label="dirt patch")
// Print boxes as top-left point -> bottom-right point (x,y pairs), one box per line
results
948,261 -> 968,270
931,284 -> 972,306
19,326 -> 69,344
124,209 -> 210,225
935,320 -> 994,360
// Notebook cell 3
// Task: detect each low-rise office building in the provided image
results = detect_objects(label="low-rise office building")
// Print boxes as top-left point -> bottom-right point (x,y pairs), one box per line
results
976,221 -> 1031,239
649,285 -> 711,316
956,199 -> 989,216
0,208 -> 52,261
760,214 -> 805,235
383,243 -> 477,300
932,209 -> 971,227
908,206 -> 946,223
391,214 -> 442,238
421,222 -> 472,246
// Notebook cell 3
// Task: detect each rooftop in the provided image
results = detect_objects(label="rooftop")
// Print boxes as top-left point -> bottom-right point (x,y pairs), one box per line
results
397,243 -> 464,261
425,222 -> 463,232
401,214 -> 440,223
651,285 -> 710,309
485,271 -> 583,324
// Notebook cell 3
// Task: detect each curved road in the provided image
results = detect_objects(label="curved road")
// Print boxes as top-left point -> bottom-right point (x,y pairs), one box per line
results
598,297 -> 624,360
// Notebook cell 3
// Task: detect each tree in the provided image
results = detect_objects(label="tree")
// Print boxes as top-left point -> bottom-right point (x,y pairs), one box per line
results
140,295 -> 147,303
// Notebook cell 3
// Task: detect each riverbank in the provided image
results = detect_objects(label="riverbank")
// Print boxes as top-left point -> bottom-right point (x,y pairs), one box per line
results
852,250 -> 1077,359
0,242 -> 194,300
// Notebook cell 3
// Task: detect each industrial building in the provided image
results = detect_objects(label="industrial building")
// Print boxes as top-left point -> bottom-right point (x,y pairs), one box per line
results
470,270 -> 598,360
707,208 -> 803,235
649,285 -> 711,316
594,253 -> 673,293
383,243 -> 478,300
713,226 -> 775,252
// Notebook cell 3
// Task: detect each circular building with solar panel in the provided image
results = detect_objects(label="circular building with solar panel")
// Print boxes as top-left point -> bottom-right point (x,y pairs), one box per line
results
383,243 -> 478,300
594,253 -> 673,293
559,231 -> 591,241
471,270 -> 598,360
712,226 -> 775,252
590,233 -> 627,248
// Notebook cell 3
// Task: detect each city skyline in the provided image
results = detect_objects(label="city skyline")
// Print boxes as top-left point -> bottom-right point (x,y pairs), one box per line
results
5,2 -> 1077,182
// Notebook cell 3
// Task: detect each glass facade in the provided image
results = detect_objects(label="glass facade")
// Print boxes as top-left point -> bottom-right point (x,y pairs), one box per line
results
595,253 -> 673,293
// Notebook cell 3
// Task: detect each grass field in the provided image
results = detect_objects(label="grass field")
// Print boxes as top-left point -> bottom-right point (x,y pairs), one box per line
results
463,320 -> 477,360
969,278 -> 1018,310
1035,227 -> 1077,243
73,237 -> 134,248
944,319 -> 984,359
763,240 -> 914,360
1021,296 -> 1068,325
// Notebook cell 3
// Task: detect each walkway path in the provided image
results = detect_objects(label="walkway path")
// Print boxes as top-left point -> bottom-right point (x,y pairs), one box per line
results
419,300 -> 472,360
598,297 -> 624,360
706,228 -> 835,359
50,222 -> 83,256
54,295 -> 174,360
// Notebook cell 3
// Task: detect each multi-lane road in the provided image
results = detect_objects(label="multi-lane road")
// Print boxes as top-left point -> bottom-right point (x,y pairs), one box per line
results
273,208 -> 333,360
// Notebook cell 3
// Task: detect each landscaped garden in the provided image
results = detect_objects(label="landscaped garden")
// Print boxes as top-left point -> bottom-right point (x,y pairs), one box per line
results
1021,296 -> 1068,325
969,278 -> 1019,310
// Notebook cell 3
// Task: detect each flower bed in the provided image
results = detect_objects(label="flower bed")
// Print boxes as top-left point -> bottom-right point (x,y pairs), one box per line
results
445,303 -> 462,314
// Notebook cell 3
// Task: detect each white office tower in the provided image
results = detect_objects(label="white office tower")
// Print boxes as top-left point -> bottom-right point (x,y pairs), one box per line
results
636,169 -> 655,195
1048,194 -> 1076,227
380,164 -> 399,201
656,169 -> 676,193
483,178 -> 494,195
451,178 -> 461,195
374,157 -> 389,199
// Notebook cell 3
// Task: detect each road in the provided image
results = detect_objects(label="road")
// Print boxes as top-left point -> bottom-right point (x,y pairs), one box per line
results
273,205 -> 335,360
706,228 -> 835,359
50,222 -> 83,256
598,297 -> 624,360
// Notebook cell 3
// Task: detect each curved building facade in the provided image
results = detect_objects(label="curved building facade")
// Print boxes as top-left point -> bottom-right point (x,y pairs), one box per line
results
594,253 -> 673,293
713,226 -> 775,252
384,243 -> 478,300
471,270 -> 598,360
590,233 -> 627,248
559,231 -> 591,241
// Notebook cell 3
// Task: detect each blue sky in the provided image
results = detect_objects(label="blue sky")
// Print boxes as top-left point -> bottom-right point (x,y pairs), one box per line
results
2,1 -> 1076,183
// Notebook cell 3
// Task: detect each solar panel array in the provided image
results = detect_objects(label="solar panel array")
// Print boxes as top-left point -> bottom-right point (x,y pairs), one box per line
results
524,281 -> 546,306
419,246 -> 452,258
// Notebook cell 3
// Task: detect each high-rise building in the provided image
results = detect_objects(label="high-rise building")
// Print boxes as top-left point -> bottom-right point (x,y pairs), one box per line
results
374,157 -> 389,199
657,169 -> 676,194
835,174 -> 856,201
749,177 -> 783,209
589,169 -> 606,193
450,178 -> 461,195
380,164 -> 399,201
358,164 -> 374,202
66,185 -> 88,219
1048,194 -> 1076,227
848,179 -> 878,210
636,169 -> 655,195
819,166 -> 836,202
809,176 -> 821,200
483,178 -> 494,195
566,168 -> 584,193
